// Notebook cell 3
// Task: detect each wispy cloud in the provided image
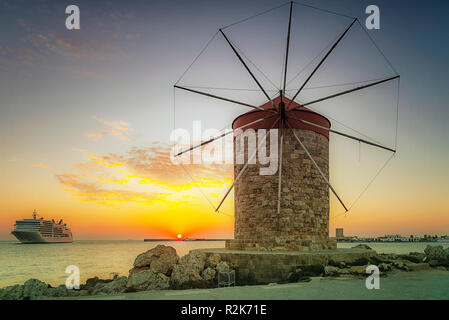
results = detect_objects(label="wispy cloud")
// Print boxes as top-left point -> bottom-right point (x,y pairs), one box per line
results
56,173 -> 162,204
85,116 -> 133,141
72,148 -> 90,153
8,157 -> 23,163
56,143 -> 232,205
33,163 -> 49,168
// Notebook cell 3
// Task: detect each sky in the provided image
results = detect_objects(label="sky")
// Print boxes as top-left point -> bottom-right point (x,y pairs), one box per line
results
0,0 -> 448,240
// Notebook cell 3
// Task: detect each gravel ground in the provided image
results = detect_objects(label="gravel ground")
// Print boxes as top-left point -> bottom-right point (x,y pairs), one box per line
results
63,269 -> 449,300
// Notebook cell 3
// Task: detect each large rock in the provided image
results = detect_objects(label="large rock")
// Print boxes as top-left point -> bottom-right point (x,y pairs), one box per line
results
22,279 -> 49,300
127,270 -> 170,291
133,245 -> 179,275
391,260 -> 410,271
201,267 -> 216,282
424,245 -> 449,266
47,285 -> 69,297
82,276 -> 112,291
206,253 -> 222,268
349,266 -> 367,274
409,252 -> 426,262
378,263 -> 393,272
406,263 -> 430,272
168,250 -> 209,289
424,245 -> 445,260
215,261 -> 230,274
324,265 -> 340,277
170,264 -> 203,289
92,276 -> 128,295
0,284 -> 24,300
179,251 -> 207,273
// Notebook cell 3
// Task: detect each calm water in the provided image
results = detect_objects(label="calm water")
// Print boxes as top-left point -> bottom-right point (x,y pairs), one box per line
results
1,240 -> 448,288
0,240 -> 226,288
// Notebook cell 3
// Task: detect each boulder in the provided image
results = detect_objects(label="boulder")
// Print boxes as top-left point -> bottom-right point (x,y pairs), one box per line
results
399,254 -> 422,264
179,251 -> 207,274
286,268 -> 312,283
0,284 -> 24,300
424,245 -> 449,266
328,260 -> 345,268
127,270 -> 170,291
429,260 -> 441,267
170,264 -> 203,289
339,268 -> 350,275
370,255 -> 389,265
424,245 -> 444,260
351,244 -> 372,250
409,252 -> 426,262
22,279 -> 49,300
206,253 -> 221,268
133,245 -> 179,275
92,276 -> 128,295
378,263 -> 393,272
169,250 -> 209,289
47,285 -> 69,297
349,265 -> 367,274
391,260 -> 409,271
201,267 -> 216,282
76,290 -> 89,296
406,263 -> 430,272
348,257 -> 370,266
215,261 -> 230,274
379,253 -> 400,261
324,265 -> 340,277
82,276 -> 112,291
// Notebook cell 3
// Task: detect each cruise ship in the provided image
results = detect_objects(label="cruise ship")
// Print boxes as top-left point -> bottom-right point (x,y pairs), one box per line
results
11,210 -> 73,243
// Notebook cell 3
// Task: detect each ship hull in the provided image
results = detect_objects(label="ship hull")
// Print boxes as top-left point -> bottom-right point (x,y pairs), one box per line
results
11,230 -> 73,244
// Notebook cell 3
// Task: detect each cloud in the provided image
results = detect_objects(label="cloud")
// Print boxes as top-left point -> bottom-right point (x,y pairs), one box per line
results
33,163 -> 49,168
86,116 -> 133,141
56,143 -> 233,205
56,173 -> 162,204
67,67 -> 105,80
8,157 -> 23,162
72,148 -> 90,153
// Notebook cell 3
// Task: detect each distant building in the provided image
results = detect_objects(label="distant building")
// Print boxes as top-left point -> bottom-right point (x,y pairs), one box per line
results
336,228 -> 344,238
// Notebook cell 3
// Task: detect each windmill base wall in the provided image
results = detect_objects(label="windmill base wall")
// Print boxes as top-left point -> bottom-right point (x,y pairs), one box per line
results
227,128 -> 335,252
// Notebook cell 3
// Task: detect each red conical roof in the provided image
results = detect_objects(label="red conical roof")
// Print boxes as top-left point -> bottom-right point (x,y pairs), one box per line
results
232,95 -> 331,139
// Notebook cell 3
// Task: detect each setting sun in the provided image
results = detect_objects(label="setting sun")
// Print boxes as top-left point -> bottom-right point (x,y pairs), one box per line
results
177,234 -> 182,239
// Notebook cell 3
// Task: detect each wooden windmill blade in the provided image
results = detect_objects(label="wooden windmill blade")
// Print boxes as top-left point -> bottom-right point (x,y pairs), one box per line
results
286,18 -> 358,110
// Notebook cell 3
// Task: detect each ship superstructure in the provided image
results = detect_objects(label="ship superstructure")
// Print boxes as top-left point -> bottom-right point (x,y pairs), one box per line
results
11,210 -> 73,243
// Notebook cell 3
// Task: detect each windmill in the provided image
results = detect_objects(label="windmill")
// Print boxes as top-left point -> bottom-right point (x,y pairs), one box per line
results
173,2 -> 399,251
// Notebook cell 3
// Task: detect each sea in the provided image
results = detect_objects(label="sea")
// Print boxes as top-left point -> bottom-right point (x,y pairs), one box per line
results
0,240 -> 448,288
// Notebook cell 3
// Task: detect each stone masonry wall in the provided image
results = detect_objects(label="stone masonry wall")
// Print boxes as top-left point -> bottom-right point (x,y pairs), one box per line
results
197,249 -> 376,285
226,128 -> 335,251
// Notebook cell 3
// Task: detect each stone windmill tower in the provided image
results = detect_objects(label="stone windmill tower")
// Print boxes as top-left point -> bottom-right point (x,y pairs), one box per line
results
174,2 -> 399,252
226,95 -> 334,251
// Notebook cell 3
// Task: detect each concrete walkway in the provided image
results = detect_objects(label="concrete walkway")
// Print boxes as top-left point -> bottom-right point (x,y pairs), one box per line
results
69,269 -> 449,300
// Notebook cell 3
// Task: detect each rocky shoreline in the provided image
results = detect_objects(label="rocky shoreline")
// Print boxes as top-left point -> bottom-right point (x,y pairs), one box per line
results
1,244 -> 449,300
